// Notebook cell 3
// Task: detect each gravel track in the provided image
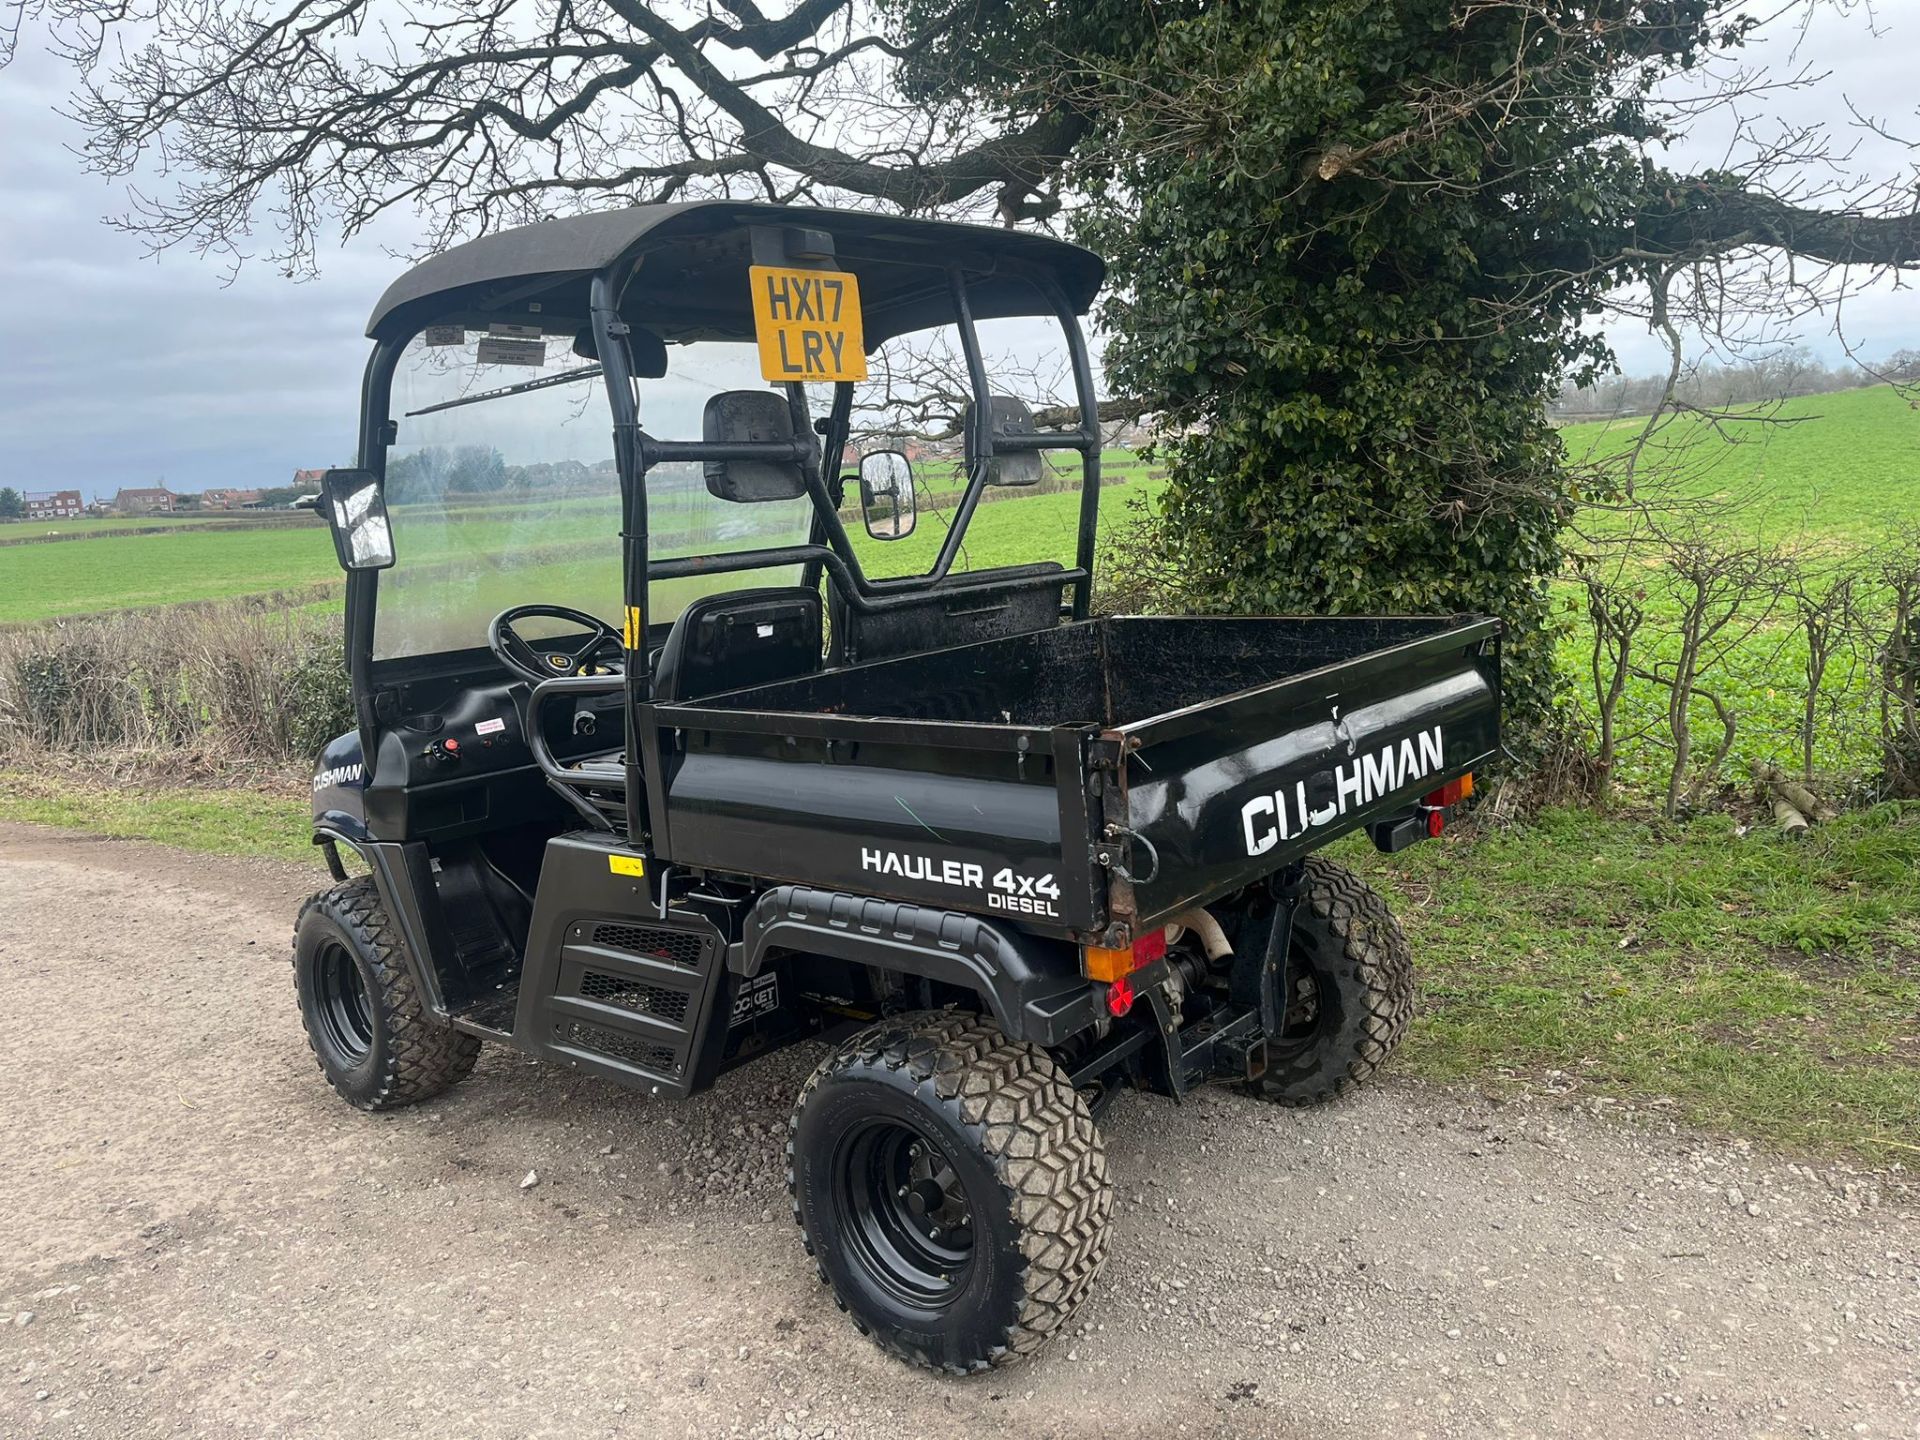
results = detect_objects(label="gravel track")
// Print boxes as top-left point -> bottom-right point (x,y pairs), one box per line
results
1,821 -> 1916,1439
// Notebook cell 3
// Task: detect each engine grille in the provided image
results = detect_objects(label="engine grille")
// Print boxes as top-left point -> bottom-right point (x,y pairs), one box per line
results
558,1020 -> 678,1074
589,923 -> 705,968
578,969 -> 691,1024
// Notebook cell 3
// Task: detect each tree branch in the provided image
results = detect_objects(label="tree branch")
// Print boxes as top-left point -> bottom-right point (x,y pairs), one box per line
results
1632,180 -> 1920,267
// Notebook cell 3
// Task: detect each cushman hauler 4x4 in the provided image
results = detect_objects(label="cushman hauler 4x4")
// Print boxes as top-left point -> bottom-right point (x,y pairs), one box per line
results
296,202 -> 1500,1372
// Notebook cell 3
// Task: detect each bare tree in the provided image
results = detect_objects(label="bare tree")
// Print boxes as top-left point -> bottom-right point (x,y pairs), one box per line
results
1575,543 -> 1650,810
1783,559 -> 1861,783
1636,521 -> 1787,818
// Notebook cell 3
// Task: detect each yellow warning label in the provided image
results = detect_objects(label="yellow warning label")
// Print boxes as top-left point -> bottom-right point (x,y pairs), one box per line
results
749,265 -> 867,382
623,605 -> 643,651
607,854 -> 647,878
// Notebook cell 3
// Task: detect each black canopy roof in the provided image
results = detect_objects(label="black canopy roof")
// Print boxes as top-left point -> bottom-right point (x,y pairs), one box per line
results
365,201 -> 1105,346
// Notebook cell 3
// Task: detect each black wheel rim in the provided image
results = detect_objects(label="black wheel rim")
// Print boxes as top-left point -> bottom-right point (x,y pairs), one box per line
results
1268,939 -> 1334,1061
832,1118 -> 976,1308
315,939 -> 375,1064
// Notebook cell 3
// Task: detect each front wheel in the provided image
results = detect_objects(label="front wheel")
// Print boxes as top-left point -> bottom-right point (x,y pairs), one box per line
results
1247,856 -> 1414,1107
786,1011 -> 1112,1373
292,877 -> 480,1111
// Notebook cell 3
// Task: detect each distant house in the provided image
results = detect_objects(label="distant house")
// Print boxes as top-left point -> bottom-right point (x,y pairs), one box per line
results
113,487 -> 177,515
292,469 -> 329,488
24,489 -> 84,519
202,487 -> 263,510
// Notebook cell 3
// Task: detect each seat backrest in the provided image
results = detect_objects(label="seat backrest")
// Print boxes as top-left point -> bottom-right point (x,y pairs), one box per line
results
828,562 -> 1067,666
653,587 -> 824,704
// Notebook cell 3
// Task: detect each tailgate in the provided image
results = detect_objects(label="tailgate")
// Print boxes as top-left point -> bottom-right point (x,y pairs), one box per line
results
1099,618 -> 1500,932
643,708 -> 1102,938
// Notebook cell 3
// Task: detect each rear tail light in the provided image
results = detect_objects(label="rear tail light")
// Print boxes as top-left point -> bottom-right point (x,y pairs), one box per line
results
1081,927 -> 1167,983
1421,772 -> 1474,836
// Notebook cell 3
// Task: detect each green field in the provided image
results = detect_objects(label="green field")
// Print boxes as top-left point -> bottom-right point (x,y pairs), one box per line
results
1,512 -> 313,541
1562,384 -> 1920,547
1555,384 -> 1920,795
0,524 -> 343,624
0,458 -> 1159,628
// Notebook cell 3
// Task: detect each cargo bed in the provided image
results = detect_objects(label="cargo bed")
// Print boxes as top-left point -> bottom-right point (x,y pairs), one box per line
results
643,615 -> 1501,943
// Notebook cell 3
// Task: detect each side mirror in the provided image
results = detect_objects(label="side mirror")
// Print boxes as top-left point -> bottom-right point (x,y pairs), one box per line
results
703,391 -> 807,502
320,468 -> 396,571
858,451 -> 917,540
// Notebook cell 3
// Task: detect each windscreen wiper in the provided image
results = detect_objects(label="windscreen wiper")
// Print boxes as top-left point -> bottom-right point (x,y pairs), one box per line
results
404,365 -> 604,417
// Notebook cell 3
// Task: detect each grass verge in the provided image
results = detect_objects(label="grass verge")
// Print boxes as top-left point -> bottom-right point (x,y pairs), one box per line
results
0,770 -> 318,866
4,769 -> 1913,1160
1340,804 -> 1920,1162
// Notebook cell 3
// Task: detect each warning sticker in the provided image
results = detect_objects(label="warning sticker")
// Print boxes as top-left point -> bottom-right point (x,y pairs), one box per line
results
749,265 -> 866,382
423,325 -> 465,347
477,336 -> 544,368
607,854 -> 646,878
488,321 -> 543,339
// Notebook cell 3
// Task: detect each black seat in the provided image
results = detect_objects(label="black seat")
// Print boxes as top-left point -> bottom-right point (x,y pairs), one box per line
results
653,587 -> 824,703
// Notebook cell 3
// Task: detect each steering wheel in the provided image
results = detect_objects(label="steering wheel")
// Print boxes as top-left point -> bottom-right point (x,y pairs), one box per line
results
488,604 -> 625,685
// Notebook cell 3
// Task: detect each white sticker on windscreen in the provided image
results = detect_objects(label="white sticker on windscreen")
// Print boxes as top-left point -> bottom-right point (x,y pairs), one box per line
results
476,337 -> 544,368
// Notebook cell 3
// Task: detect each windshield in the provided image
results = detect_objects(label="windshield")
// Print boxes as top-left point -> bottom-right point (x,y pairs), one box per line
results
376,332 -> 812,660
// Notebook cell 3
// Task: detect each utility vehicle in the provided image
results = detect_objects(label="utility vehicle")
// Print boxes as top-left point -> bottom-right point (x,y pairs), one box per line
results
295,202 -> 1500,1373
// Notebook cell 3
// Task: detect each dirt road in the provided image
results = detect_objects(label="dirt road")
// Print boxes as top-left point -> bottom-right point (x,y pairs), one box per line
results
1,822 -> 1916,1439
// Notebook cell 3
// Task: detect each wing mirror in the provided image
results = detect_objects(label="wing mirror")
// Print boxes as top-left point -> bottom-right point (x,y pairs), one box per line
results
703,391 -> 808,502
857,451 -> 917,540
320,468 -> 395,571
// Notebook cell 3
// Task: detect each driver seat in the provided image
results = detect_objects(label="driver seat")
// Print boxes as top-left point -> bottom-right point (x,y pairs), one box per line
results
550,588 -> 823,835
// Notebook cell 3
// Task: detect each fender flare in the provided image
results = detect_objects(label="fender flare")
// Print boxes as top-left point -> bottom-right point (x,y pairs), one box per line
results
312,824 -> 369,882
734,886 -> 1101,1047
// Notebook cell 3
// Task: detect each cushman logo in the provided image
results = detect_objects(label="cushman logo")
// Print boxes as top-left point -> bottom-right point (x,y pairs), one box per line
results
312,762 -> 364,793
1242,726 -> 1445,856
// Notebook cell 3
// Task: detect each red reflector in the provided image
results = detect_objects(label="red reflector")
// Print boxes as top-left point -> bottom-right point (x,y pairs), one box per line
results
1106,975 -> 1135,1017
1427,808 -> 1445,838
1132,929 -> 1167,965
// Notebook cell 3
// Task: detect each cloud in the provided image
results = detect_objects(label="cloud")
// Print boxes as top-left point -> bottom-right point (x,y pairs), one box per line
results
0,46 -> 401,498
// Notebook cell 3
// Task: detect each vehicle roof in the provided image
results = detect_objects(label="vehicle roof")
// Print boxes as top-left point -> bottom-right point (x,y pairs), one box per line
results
366,201 -> 1106,346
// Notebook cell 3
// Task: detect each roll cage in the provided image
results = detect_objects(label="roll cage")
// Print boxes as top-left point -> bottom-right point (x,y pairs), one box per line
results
339,202 -> 1108,843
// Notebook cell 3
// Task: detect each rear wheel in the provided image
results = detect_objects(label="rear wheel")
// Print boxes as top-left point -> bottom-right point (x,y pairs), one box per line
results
292,877 -> 480,1111
787,1011 -> 1112,1372
1247,857 -> 1413,1107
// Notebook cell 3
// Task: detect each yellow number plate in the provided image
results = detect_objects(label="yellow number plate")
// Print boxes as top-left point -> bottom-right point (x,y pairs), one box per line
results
749,265 -> 867,382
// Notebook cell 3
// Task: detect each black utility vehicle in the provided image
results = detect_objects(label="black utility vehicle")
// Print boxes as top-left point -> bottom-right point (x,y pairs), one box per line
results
296,202 -> 1500,1372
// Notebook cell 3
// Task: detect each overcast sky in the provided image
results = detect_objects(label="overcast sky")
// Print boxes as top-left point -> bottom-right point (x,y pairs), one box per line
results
1,5 -> 1917,501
